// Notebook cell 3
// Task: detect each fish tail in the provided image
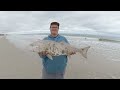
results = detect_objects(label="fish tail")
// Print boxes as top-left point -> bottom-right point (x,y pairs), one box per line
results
78,46 -> 90,58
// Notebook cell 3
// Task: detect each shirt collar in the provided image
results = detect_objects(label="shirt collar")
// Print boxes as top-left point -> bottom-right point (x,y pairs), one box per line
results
48,34 -> 60,38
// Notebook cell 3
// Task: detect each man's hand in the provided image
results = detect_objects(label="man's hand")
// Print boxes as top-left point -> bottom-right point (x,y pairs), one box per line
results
70,52 -> 76,55
38,51 -> 49,57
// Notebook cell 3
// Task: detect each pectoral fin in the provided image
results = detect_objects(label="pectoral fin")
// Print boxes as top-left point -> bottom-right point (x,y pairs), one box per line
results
46,54 -> 53,60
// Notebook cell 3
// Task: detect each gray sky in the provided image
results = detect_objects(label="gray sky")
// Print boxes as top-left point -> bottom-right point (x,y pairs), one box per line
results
0,11 -> 120,36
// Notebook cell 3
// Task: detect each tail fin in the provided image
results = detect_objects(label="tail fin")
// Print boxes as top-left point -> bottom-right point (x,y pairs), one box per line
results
78,46 -> 90,58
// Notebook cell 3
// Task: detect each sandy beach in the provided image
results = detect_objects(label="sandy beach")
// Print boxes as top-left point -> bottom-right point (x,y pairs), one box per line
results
0,36 -> 42,79
0,35 -> 120,79
0,11 -> 120,79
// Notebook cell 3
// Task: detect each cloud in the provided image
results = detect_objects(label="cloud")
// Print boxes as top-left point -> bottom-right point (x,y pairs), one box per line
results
0,11 -> 120,35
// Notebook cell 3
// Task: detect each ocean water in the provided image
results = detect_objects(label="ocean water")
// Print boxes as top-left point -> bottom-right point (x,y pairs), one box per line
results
5,34 -> 120,79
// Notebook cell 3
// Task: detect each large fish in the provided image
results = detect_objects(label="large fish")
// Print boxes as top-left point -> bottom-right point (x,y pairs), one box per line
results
29,39 -> 90,60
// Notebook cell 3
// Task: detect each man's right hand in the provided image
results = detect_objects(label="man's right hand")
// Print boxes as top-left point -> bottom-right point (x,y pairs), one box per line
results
38,51 -> 49,57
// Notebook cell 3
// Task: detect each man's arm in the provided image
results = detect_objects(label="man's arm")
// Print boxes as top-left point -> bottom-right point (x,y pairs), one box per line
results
38,51 -> 48,58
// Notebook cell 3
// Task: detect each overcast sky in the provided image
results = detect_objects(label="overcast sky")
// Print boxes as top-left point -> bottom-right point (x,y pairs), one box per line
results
0,11 -> 120,36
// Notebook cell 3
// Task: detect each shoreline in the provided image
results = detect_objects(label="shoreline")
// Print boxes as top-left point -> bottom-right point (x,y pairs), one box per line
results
7,33 -> 120,44
0,35 -> 120,79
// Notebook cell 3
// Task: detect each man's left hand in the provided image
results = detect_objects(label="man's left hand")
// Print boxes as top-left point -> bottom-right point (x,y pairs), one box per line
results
70,52 -> 76,55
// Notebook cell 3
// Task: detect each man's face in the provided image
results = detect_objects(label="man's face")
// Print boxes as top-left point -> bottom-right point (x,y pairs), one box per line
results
50,25 -> 59,35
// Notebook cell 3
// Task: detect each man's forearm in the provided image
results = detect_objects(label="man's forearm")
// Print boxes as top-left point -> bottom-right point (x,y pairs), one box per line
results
38,53 -> 46,59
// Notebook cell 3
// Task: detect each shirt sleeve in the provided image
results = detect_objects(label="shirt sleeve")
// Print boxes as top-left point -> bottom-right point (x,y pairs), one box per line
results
64,37 -> 70,44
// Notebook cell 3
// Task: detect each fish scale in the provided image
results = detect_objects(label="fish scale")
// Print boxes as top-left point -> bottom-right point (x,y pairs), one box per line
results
29,40 -> 91,60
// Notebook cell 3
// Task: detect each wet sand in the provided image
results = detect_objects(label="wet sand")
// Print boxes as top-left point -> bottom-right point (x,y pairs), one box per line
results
0,36 -> 120,79
0,37 -> 42,79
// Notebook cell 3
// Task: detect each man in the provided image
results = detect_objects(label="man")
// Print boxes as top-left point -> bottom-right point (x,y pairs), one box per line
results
38,22 -> 75,79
